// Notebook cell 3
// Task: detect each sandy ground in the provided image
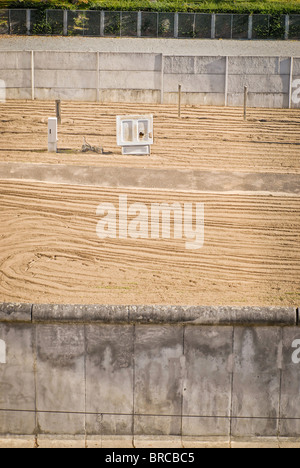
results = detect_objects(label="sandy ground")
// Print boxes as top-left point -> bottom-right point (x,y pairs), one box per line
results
0,101 -> 299,306
0,101 -> 300,173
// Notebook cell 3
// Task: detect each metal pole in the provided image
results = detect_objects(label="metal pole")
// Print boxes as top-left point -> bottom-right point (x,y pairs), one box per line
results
26,9 -> 31,35
248,15 -> 253,40
63,10 -> 68,36
285,14 -> 289,41
211,14 -> 216,39
224,56 -> 229,107
174,12 -> 179,38
160,54 -> 164,105
178,84 -> 182,118
244,86 -> 248,121
96,51 -> 100,102
31,50 -> 35,101
100,11 -> 105,37
137,11 -> 142,37
56,100 -> 62,125
289,56 -> 294,109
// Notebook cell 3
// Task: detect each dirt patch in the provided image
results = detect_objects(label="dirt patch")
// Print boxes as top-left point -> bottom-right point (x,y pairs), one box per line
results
0,101 -> 299,174
0,181 -> 299,306
0,101 -> 299,306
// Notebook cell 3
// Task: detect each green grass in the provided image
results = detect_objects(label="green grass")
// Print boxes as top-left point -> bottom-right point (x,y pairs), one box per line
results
1,0 -> 300,14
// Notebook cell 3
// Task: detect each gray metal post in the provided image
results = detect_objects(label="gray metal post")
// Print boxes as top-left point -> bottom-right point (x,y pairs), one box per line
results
63,10 -> 68,36
248,15 -> 253,40
285,15 -> 290,40
289,56 -> 294,109
174,12 -> 179,38
160,54 -> 164,105
56,100 -> 62,125
26,9 -> 31,35
225,56 -> 229,107
178,84 -> 182,118
244,86 -> 248,121
211,14 -> 216,39
100,11 -> 105,36
137,11 -> 142,37
96,51 -> 100,102
31,51 -> 35,101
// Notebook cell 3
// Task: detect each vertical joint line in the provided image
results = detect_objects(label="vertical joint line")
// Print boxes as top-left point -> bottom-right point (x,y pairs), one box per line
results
160,54 -> 164,105
84,324 -> 87,448
225,56 -> 229,107
289,56 -> 294,109
180,325 -> 186,446
229,326 -> 235,447
132,324 -> 136,448
31,50 -> 35,101
277,327 -> 284,444
96,51 -> 100,103
33,323 -> 39,446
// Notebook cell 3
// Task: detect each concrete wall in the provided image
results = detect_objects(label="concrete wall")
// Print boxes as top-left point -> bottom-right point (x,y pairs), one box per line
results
0,303 -> 300,443
0,51 -> 300,108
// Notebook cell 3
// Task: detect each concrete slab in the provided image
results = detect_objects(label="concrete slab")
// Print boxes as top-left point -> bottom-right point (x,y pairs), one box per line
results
231,327 -> 282,437
182,436 -> 230,448
182,326 -> 232,437
32,304 -> 129,323
279,328 -> 300,437
231,437 -> 279,448
0,324 -> 35,435
35,324 -> 85,435
134,435 -> 183,448
134,325 -> 183,433
0,437 -> 36,448
0,37 -> 299,57
87,435 -> 133,448
85,325 -> 134,435
278,438 -> 300,448
0,163 -> 300,196
0,303 -> 32,323
36,435 -> 85,448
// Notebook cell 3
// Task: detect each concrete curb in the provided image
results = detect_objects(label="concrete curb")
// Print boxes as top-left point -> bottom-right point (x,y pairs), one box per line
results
0,436 -> 299,449
1,163 -> 300,196
0,303 -> 32,322
0,303 -> 298,326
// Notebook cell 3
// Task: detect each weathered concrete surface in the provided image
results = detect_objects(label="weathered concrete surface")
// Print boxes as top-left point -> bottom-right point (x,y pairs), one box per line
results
0,324 -> 36,435
1,37 -> 300,57
85,325 -> 134,436
182,327 -> 232,437
134,326 -> 183,436
30,304 -> 298,326
32,304 -> 129,324
231,327 -> 282,437
1,163 -> 300,196
0,305 -> 300,439
0,50 -> 299,107
36,324 -> 85,435
0,303 -> 32,323
280,328 -> 300,437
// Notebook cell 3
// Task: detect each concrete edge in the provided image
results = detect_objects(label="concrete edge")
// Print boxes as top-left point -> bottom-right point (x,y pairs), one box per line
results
0,435 -> 299,449
0,303 -> 32,323
0,303 -> 298,326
